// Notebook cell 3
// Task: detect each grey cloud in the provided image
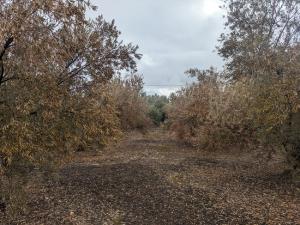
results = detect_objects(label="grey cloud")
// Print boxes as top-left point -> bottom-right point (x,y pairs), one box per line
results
91,0 -> 225,95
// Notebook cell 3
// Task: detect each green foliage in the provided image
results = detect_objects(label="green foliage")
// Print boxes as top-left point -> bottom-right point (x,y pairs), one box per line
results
146,94 -> 169,125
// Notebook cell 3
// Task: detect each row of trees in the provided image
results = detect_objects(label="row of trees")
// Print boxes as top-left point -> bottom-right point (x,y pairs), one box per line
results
166,0 -> 300,175
0,1 -> 153,219
0,0 -> 148,170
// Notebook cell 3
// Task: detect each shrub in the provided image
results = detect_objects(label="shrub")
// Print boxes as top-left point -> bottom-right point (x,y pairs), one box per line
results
146,95 -> 169,125
110,74 -> 152,131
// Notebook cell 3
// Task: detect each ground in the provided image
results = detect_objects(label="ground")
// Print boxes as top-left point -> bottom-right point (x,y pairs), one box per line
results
3,129 -> 300,225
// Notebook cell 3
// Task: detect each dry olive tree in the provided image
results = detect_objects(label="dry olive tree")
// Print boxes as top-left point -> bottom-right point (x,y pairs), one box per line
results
219,0 -> 300,79
0,0 -> 141,218
219,0 -> 300,172
168,0 -> 300,175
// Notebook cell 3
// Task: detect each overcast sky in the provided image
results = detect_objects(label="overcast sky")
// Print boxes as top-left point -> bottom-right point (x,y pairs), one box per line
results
91,0 -> 225,95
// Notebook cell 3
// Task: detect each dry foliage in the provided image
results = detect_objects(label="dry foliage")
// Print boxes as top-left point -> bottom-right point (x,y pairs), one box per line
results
110,74 -> 152,131
0,0 -> 147,219
167,68 -> 255,149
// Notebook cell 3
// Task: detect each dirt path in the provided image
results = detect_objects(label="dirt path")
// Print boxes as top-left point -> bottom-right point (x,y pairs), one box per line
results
10,129 -> 300,225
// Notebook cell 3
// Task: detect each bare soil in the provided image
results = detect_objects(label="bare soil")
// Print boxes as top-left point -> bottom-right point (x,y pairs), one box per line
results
3,129 -> 300,225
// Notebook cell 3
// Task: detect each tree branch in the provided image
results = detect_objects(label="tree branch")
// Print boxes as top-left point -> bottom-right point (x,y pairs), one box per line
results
57,63 -> 90,86
0,37 -> 14,86
0,37 -> 14,60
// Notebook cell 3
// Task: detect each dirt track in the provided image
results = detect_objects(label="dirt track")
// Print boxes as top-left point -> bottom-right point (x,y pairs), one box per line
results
7,129 -> 300,225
